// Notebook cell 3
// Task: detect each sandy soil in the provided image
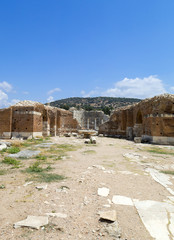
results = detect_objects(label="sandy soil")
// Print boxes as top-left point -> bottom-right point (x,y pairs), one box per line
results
0,136 -> 174,240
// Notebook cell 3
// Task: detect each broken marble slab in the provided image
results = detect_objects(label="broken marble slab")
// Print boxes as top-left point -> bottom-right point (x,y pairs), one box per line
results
134,200 -> 174,240
45,213 -> 67,218
35,143 -> 55,148
98,187 -> 110,197
146,168 -> 174,195
92,165 -> 105,170
100,210 -> 117,222
14,215 -> 48,230
9,150 -> 40,158
112,195 -> 134,206
0,143 -> 7,151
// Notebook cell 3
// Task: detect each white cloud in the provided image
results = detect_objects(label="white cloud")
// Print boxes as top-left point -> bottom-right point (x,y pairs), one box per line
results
170,87 -> 174,92
103,75 -> 166,99
47,96 -> 54,103
47,88 -> 61,95
0,81 -> 12,92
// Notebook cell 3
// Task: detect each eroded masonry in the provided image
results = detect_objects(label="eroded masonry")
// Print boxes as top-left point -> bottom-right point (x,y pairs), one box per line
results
99,94 -> 174,145
0,101 -> 80,139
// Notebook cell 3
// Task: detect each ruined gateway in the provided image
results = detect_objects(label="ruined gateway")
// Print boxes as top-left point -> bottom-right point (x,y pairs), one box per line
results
0,101 -> 80,139
99,94 -> 174,145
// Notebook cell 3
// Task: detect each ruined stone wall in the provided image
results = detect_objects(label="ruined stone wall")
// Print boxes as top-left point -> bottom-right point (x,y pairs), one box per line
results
0,108 -> 12,138
73,110 -> 109,130
99,94 -> 174,145
58,110 -> 80,135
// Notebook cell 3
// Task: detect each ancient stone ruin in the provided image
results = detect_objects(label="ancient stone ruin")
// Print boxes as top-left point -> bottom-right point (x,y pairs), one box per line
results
71,109 -> 109,130
0,101 -> 80,139
99,94 -> 174,145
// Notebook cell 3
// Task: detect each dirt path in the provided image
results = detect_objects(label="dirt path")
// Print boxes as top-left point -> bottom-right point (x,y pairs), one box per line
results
1,136 -> 174,240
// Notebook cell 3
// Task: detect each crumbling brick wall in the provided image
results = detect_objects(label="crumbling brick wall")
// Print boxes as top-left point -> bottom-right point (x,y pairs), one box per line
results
99,94 -> 174,145
0,108 -> 12,138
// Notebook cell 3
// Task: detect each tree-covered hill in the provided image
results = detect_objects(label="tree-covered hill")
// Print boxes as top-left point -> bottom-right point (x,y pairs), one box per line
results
49,97 -> 141,115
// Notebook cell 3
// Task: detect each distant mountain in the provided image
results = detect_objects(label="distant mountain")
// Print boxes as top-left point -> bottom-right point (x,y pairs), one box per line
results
49,97 -> 141,115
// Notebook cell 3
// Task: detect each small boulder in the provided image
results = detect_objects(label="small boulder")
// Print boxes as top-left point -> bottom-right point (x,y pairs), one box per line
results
100,210 -> 117,222
90,136 -> 96,144
84,139 -> 91,144
134,137 -> 142,143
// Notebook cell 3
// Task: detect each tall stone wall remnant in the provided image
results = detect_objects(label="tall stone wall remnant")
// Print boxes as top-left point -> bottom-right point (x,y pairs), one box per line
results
99,94 -> 174,145
0,101 -> 81,139
72,109 -> 109,130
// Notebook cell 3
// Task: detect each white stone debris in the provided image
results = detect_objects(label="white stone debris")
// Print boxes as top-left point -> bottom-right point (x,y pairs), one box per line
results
112,195 -> 134,206
84,139 -> 91,144
36,185 -> 47,190
98,187 -> 110,197
14,215 -> 48,229
0,143 -> 7,151
23,181 -> 33,187
92,165 -> 105,170
90,136 -> 96,144
99,210 -> 117,222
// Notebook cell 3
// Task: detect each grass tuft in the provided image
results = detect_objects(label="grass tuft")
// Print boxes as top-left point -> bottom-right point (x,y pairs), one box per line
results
147,148 -> 174,156
161,170 -> 174,175
26,172 -> 66,183
6,146 -> 20,154
0,169 -> 7,175
36,155 -> 47,160
2,157 -> 21,168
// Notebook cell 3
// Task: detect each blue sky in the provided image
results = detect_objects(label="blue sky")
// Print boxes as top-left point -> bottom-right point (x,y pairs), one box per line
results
0,0 -> 174,107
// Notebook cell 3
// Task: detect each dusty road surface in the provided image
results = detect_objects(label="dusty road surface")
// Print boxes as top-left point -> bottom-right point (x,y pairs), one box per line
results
1,136 -> 174,240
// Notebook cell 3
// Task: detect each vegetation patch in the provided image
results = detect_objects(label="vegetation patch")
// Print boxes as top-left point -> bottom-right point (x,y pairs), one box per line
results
147,148 -> 174,156
6,146 -> 20,154
161,170 -> 174,175
26,172 -> 66,183
25,162 -> 52,173
36,155 -> 47,160
2,157 -> 21,168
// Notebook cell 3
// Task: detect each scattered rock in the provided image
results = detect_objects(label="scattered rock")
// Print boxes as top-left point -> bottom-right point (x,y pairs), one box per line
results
36,143 -> 55,148
23,181 -> 33,187
93,165 -> 105,170
104,221 -> 121,239
72,132 -> 78,137
0,143 -> 7,151
64,133 -> 71,137
100,210 -> 117,222
98,187 -> 110,197
14,215 -> 48,230
36,185 -> 47,190
9,150 -> 40,158
90,136 -> 96,144
84,139 -> 91,144
0,141 -> 12,147
134,137 -> 142,143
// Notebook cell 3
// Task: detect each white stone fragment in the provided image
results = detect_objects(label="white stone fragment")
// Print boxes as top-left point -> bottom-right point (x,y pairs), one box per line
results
14,215 -> 48,229
98,187 -> 110,197
93,165 -> 105,170
23,181 -> 33,187
112,195 -> 134,206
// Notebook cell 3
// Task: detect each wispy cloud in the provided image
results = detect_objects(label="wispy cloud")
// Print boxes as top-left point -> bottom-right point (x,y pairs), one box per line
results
47,88 -> 61,95
0,81 -> 12,92
170,87 -> 174,92
47,96 -> 54,103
